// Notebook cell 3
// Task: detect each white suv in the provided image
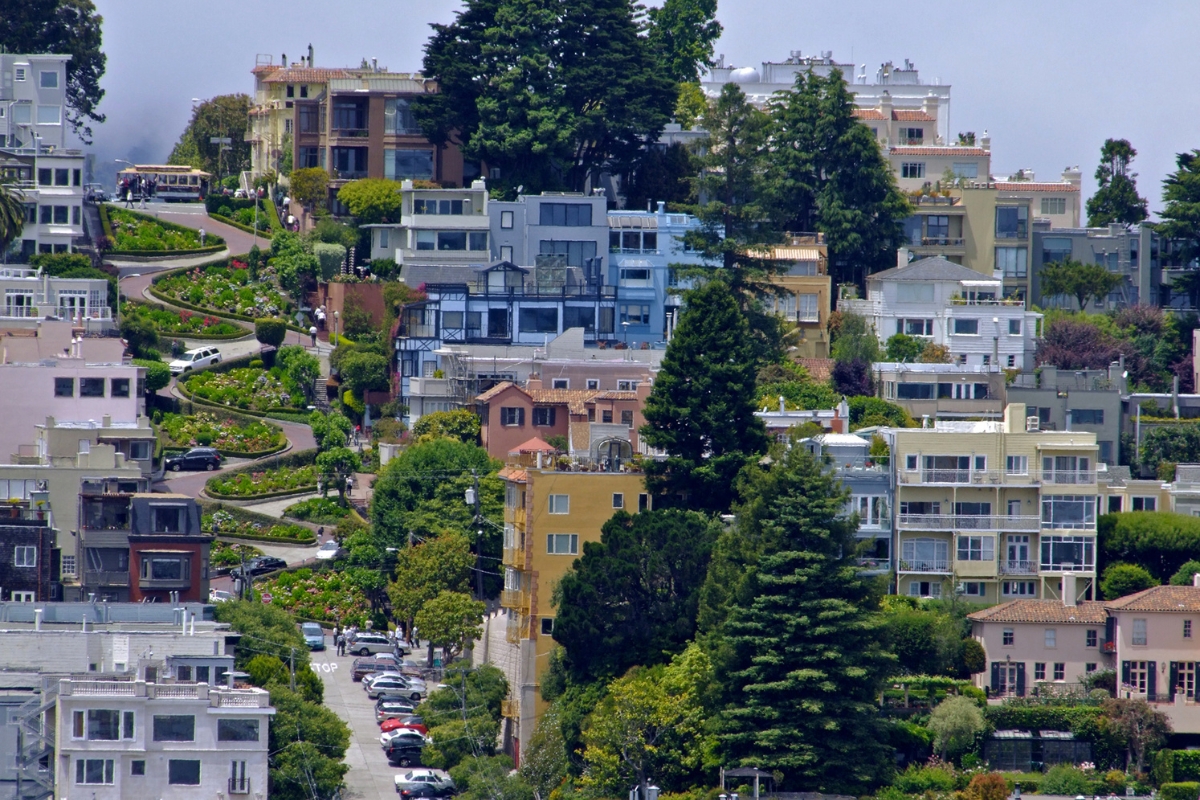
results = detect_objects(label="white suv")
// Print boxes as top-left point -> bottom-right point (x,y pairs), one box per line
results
169,346 -> 222,375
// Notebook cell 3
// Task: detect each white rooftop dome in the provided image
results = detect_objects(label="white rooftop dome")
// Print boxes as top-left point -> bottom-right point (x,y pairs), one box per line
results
729,67 -> 760,84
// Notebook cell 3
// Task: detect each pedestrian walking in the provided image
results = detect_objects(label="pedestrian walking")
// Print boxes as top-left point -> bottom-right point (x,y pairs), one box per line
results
198,228 -> 206,247
309,325 -> 318,347
123,189 -> 133,208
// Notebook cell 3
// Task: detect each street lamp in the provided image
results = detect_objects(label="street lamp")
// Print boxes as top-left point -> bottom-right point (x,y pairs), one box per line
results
333,310 -> 339,347
621,320 -> 630,352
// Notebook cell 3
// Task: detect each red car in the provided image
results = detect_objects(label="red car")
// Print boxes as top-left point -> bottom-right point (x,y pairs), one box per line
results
380,716 -> 427,735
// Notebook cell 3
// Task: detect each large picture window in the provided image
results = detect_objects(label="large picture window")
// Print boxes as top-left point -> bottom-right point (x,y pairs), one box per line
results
217,719 -> 260,742
539,203 -> 592,227
153,715 -> 196,742
168,760 -> 201,785
900,538 -> 949,572
76,759 -> 114,785
519,307 -> 558,334
384,149 -> 434,181
1040,535 -> 1095,572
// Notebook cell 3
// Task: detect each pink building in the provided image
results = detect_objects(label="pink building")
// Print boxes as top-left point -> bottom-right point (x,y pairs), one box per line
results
475,379 -> 649,465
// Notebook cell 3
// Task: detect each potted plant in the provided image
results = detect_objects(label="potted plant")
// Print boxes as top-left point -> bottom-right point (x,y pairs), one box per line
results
34,500 -> 46,521
8,497 -> 21,518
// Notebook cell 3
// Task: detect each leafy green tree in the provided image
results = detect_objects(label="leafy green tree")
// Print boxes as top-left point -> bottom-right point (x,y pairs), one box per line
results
167,94 -> 252,178
308,409 -> 352,451
882,597 -> 972,678
1159,151 -> 1200,268
316,447 -> 362,506
214,600 -> 310,668
766,70 -> 910,286
336,179 -> 404,224
269,231 -> 320,301
416,0 -> 675,193
1041,765 -> 1092,796
253,317 -> 288,349
623,141 -> 697,212
337,350 -> 389,398
412,409 -> 482,444
1039,258 -> 1122,311
1100,562 -> 1158,600
413,590 -> 485,663
132,359 -> 170,394
520,706 -> 569,800
645,0 -> 722,84
388,533 -> 475,640
886,333 -> 925,362
312,242 -> 346,281
1141,423 -> 1200,474
278,346 -> 320,403
1100,511 -> 1200,581
553,509 -> 719,682
0,0 -> 106,142
120,316 -> 159,359
266,687 -> 350,800
288,167 -> 329,209
756,362 -> 840,410
1087,138 -> 1149,227
452,756 -> 532,800
1101,697 -> 1171,772
831,310 -> 882,363
926,696 -> 984,758
1170,559 -> 1200,586
309,217 -> 358,250
641,281 -> 769,512
848,396 -> 914,429
0,182 -> 27,256
713,443 -> 896,793
371,437 -> 502,554
673,82 -> 708,129
581,643 -> 717,797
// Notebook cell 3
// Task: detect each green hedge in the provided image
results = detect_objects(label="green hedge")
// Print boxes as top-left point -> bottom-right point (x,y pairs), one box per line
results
159,407 -> 287,458
202,448 -> 319,500
99,204 -> 226,256
984,703 -> 1104,732
175,364 -> 314,420
199,500 -> 317,544
126,300 -> 250,341
206,196 -> 284,236
1161,783 -> 1200,800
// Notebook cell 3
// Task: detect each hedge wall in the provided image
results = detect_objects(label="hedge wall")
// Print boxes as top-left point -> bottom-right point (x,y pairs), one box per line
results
99,204 -> 226,256
1161,783 -> 1200,800
202,448 -> 319,501
159,406 -> 287,458
199,499 -> 316,545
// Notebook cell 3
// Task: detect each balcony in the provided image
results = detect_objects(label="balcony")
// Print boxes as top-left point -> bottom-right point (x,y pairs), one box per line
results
502,546 -> 526,570
500,699 -> 518,720
331,127 -> 369,139
83,570 -> 129,587
0,505 -> 52,526
1043,470 -> 1097,486
1102,640 -> 1116,654
229,778 -> 251,795
857,557 -> 891,572
500,589 -> 530,611
898,514 -> 1040,532
1000,560 -> 1038,575
898,559 -> 951,573
1040,561 -> 1095,573
919,237 -> 966,247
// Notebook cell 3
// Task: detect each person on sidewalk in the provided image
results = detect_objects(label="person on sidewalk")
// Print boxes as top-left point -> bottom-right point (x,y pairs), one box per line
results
310,325 -> 318,347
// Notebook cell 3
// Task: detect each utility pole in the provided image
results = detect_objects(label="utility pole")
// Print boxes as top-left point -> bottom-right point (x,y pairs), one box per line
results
470,470 -> 483,600
289,647 -> 296,691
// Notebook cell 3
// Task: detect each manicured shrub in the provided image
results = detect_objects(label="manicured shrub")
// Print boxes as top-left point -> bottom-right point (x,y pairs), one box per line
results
254,317 -> 288,348
1160,783 -> 1200,800
1041,765 -> 1091,796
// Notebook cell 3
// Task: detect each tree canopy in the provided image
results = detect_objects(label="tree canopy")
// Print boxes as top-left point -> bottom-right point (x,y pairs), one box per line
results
1159,151 -> 1200,267
0,0 -> 106,142
416,0 -> 676,194
336,179 -> 404,224
640,281 -> 768,511
553,509 -> 719,683
167,94 -> 251,178
1039,258 -> 1122,311
644,0 -> 721,84
1086,138 -> 1149,227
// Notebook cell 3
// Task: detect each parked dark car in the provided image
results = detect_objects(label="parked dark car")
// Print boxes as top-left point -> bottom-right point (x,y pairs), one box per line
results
397,782 -> 453,798
237,556 -> 287,577
386,743 -> 425,768
165,447 -> 222,472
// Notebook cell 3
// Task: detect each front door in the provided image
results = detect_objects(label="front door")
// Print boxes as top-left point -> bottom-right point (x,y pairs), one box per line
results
998,663 -> 1018,696
1007,535 -> 1030,570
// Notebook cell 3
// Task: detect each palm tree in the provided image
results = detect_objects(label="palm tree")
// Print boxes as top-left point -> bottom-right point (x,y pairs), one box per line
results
0,181 -> 27,262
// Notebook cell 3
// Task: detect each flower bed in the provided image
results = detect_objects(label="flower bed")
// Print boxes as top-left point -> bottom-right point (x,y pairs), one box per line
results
210,540 -> 264,569
259,568 -> 372,625
101,205 -> 224,252
203,508 -> 313,542
152,261 -> 292,320
206,463 -> 319,499
181,367 -> 308,413
283,497 -> 351,525
159,412 -> 286,456
122,301 -> 247,339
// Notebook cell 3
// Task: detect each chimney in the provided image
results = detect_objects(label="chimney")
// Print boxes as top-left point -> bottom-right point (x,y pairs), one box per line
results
307,43 -> 314,67
897,246 -> 910,268
1193,573 -> 1200,588
779,395 -> 785,413
656,201 -> 665,215
102,414 -> 111,428
282,52 -> 286,67
1062,573 -> 1076,606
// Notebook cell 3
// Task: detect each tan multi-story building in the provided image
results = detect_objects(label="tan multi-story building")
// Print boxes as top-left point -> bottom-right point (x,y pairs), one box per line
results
998,170 -> 1082,230
886,403 -> 1099,604
248,53 -> 468,201
757,234 -> 833,358
493,464 -> 649,763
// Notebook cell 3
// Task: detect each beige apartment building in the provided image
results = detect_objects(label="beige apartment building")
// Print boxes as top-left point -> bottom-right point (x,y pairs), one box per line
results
887,403 -> 1099,604
493,464 -> 649,764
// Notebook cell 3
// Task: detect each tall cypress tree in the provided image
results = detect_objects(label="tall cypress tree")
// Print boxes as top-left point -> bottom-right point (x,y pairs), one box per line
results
1159,150 -> 1200,266
715,443 -> 895,793
1086,138 -> 1148,227
640,280 -> 767,513
767,70 -> 911,287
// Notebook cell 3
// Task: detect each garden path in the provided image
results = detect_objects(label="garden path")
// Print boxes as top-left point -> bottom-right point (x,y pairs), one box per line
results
233,492 -> 321,520
132,202 -> 261,255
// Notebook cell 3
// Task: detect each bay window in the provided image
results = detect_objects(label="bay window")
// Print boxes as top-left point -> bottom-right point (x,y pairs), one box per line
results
1039,535 -> 1095,572
901,538 -> 949,572
1041,496 -> 1095,529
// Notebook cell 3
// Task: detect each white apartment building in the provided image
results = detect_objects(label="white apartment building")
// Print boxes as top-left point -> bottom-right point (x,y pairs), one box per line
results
839,253 -> 1041,370
0,265 -> 112,330
366,179 -> 491,266
56,678 -> 272,800
0,53 -> 86,259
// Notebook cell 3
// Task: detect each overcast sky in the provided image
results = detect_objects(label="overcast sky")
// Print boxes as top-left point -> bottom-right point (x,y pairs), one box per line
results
89,0 -> 1200,216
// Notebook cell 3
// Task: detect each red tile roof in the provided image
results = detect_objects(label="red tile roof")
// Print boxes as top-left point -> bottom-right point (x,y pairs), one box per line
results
475,381 -> 519,403
996,182 -> 1081,193
853,109 -> 886,121
497,466 -> 528,482
797,358 -> 834,382
890,146 -> 989,157
1105,585 -> 1200,612
967,600 -> 1108,624
262,68 -> 351,84
892,110 -> 935,121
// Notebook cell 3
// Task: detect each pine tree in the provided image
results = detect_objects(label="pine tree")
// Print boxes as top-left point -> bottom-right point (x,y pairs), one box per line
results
715,443 -> 896,793
767,70 -> 911,287
640,281 -> 768,512
1159,150 -> 1200,266
645,0 -> 723,84
1086,138 -> 1149,227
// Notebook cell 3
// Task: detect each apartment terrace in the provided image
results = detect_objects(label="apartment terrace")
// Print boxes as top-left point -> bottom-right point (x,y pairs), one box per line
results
59,679 -> 272,707
896,468 -> 1096,486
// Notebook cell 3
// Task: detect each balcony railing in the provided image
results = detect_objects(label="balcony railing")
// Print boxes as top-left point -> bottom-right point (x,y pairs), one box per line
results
896,469 -> 1090,486
229,778 -> 251,795
500,589 -> 530,611
1000,560 -> 1038,575
331,128 -> 369,138
898,559 -> 951,573
898,514 -> 1041,532
1043,471 -> 1097,485
857,557 -> 891,571
918,237 -> 966,247
1040,561 -> 1095,573
83,570 -> 129,587
502,546 -> 526,570
505,615 -> 524,644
